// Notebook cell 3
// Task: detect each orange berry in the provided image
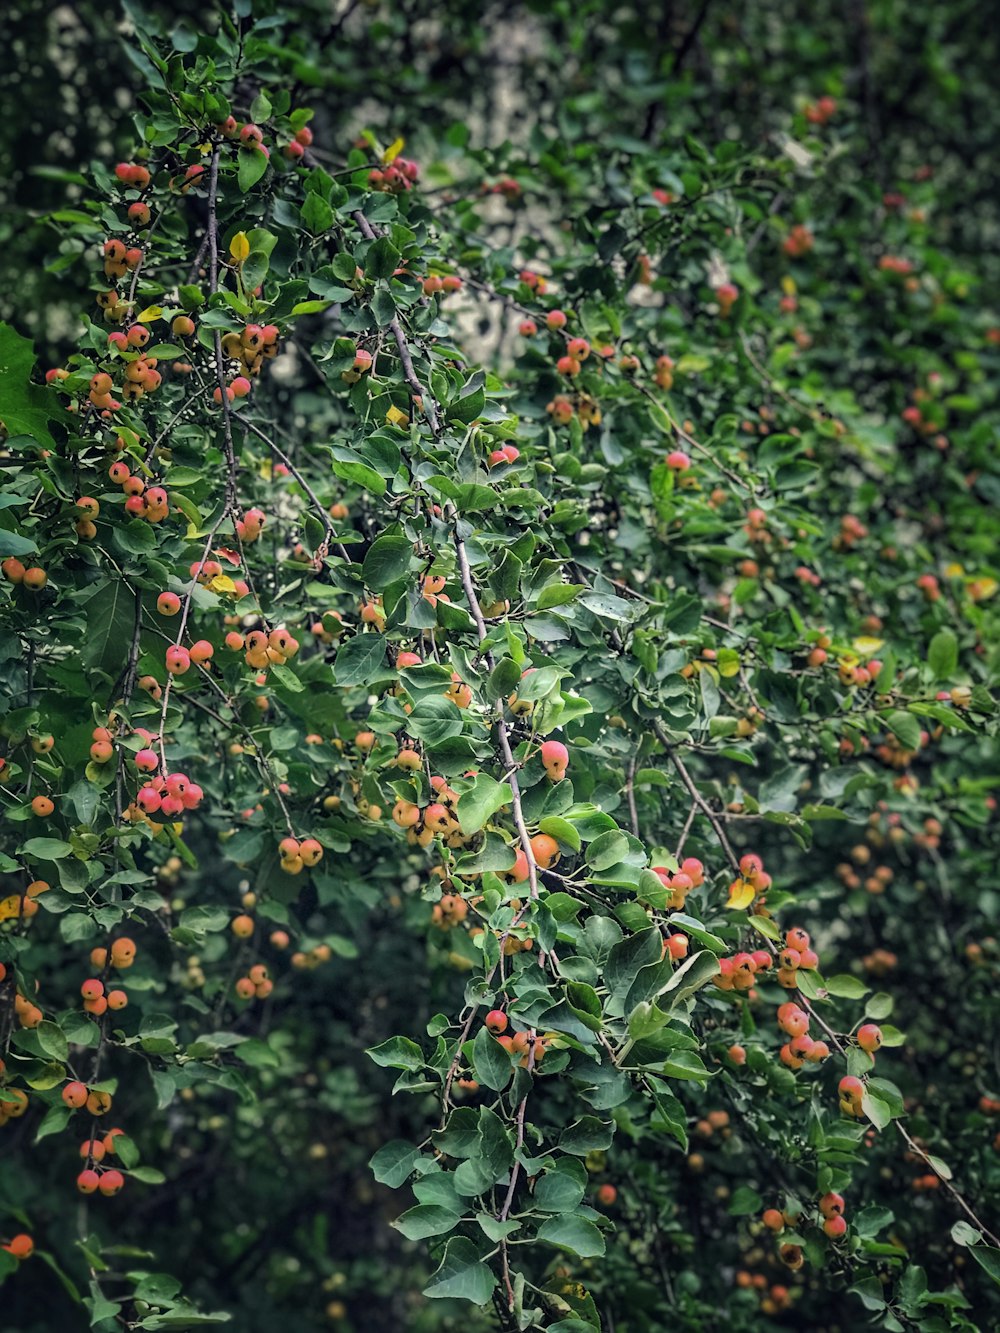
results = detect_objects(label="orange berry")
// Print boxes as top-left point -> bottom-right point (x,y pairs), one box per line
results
110,937 -> 137,968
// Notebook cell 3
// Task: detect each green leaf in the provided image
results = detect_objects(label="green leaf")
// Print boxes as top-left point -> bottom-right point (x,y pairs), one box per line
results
560,1117 -> 614,1155
967,1246 -> 1000,1286
587,830 -> 630,871
536,583 -> 586,610
334,635 -> 387,686
472,1025 -> 511,1091
536,1214 -> 606,1258
862,1091 -> 891,1130
728,1186 -> 762,1216
534,1164 -> 587,1213
0,323 -> 63,446
660,950 -> 720,1008
79,581 -> 137,679
927,628 -> 958,680
367,1035 -> 425,1071
36,1020 -> 68,1062
21,837 -> 73,860
365,235 -> 400,279
538,816 -> 582,852
362,534 -> 413,589
457,776 -> 512,836
884,710 -> 922,752
865,992 -> 894,1020
237,146 -> 269,192
605,928 -> 663,1004
393,1204 -> 460,1240
35,1103 -> 71,1142
578,591 -> 634,622
423,1237 -> 496,1303
369,1140 -> 420,1187
824,974 -> 869,999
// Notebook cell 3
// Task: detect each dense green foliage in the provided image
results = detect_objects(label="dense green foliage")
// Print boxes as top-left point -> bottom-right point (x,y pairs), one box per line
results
1,3 -> 998,1332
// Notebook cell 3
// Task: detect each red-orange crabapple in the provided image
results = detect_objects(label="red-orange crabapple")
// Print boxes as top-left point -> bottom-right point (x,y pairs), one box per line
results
857,1023 -> 882,1052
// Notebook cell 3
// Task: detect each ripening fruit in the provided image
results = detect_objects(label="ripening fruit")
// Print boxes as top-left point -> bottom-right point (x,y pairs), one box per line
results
3,1234 -> 33,1259
110,937 -> 136,968
76,1169 -> 100,1195
299,838 -> 323,867
596,1184 -> 617,1206
540,739 -> 569,781
777,1005 -> 809,1038
80,979 -> 104,1001
665,933 -> 689,960
165,645 -> 191,675
819,1192 -> 845,1218
62,1081 -> 89,1108
857,1023 -> 882,1052
107,989 -> 127,1010
545,310 -> 567,330
86,1090 -> 112,1116
485,1010 -> 508,1034
30,793 -> 54,817
99,1169 -> 125,1196
762,1208 -> 785,1231
529,833 -> 560,869
189,640 -> 214,665
728,1044 -> 746,1065
838,1074 -> 865,1116
232,914 -> 254,938
823,1215 -> 847,1239
23,567 -> 48,590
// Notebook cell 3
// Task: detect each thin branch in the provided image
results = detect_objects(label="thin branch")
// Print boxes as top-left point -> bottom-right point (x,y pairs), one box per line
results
652,721 -> 739,871
452,517 -> 539,899
625,754 -> 640,837
352,210 -> 442,435
242,415 -> 351,561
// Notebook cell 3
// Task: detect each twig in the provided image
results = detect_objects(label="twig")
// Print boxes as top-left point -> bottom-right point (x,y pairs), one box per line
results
452,517 -> 539,900
352,210 -> 442,435
652,721 -> 739,871
241,416 -> 351,561
625,754 -> 640,837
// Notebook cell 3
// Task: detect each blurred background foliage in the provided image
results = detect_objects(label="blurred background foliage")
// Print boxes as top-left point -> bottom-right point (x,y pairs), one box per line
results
3,0 -> 998,344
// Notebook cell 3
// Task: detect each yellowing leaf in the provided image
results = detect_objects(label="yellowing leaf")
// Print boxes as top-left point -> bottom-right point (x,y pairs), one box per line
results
136,305 -> 163,323
209,574 -> 237,595
386,405 -> 409,427
725,878 -> 756,911
382,136 -> 405,165
0,894 -> 24,921
852,636 -> 884,656
969,576 -> 997,602
229,231 -> 251,264
943,562 -> 965,578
